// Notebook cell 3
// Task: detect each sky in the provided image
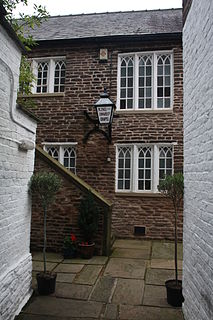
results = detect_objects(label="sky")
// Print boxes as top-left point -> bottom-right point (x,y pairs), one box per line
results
14,0 -> 182,17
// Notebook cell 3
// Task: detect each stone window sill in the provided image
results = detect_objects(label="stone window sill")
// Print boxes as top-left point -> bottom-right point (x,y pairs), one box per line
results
115,192 -> 164,198
19,93 -> 65,98
115,109 -> 173,115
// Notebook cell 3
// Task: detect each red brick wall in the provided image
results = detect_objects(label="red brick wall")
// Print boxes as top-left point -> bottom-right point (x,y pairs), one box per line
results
29,37 -> 183,242
31,152 -> 105,254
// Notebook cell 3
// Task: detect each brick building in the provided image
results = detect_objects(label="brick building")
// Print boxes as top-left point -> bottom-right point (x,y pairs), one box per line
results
27,8 -> 183,250
0,5 -> 37,320
183,0 -> 213,319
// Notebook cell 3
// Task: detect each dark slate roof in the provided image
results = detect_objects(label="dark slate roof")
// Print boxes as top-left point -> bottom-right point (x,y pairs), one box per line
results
29,8 -> 182,42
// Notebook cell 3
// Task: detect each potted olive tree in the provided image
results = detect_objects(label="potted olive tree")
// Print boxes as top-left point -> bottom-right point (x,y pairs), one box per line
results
29,172 -> 61,295
158,172 -> 184,307
78,192 -> 99,259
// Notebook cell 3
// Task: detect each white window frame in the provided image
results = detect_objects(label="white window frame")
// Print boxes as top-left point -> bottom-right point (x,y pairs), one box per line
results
115,143 -> 175,193
32,56 -> 66,94
117,50 -> 174,111
43,142 -> 77,173
116,145 -> 133,192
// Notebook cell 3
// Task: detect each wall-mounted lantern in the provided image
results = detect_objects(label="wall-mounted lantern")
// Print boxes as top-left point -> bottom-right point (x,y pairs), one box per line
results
83,88 -> 115,143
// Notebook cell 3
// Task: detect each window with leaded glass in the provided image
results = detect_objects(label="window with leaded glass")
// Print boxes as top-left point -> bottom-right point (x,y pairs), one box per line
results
54,61 -> 66,93
159,146 -> 173,181
36,62 -> 49,93
157,55 -> 171,108
44,143 -> 77,174
138,147 -> 152,191
32,57 -> 66,94
46,146 -> 59,161
117,146 -> 132,190
63,147 -> 76,173
118,51 -> 173,110
120,57 -> 134,109
138,55 -> 153,109
116,144 -> 174,193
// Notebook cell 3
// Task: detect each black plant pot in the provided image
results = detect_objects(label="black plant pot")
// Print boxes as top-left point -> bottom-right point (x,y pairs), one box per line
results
63,248 -> 77,259
165,279 -> 184,307
36,272 -> 57,295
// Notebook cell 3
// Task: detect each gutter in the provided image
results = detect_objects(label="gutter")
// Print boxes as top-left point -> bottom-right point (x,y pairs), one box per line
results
33,32 -> 182,47
0,57 -> 36,135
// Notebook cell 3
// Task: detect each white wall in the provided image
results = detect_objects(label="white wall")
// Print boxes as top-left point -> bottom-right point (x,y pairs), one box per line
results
0,25 -> 37,320
183,1 -> 213,319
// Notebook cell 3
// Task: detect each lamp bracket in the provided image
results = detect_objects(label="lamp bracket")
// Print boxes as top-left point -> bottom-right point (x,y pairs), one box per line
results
84,110 -> 98,125
83,111 -> 112,143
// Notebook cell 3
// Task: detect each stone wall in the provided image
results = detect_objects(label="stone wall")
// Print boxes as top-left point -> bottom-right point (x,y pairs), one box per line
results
29,37 -> 183,240
0,21 -> 37,320
183,0 -> 213,319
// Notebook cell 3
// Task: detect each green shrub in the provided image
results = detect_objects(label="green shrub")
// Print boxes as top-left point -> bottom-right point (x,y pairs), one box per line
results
78,192 -> 99,243
29,172 -> 61,208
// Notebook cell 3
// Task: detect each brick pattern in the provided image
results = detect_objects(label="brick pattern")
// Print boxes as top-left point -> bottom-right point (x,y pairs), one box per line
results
0,25 -> 36,320
31,152 -> 105,254
0,255 -> 32,320
183,1 -> 213,319
29,38 -> 183,241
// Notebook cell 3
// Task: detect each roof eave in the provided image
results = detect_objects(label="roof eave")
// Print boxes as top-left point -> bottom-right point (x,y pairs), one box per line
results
34,32 -> 182,46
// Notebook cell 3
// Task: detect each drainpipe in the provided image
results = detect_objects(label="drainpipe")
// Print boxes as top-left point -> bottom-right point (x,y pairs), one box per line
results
0,57 -> 36,136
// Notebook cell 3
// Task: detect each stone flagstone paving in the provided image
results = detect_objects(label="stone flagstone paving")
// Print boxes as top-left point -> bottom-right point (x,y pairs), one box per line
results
15,240 -> 184,320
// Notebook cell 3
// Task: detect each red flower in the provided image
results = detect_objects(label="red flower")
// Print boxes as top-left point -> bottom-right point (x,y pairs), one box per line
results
71,233 -> 76,242
80,241 -> 89,246
81,241 -> 88,246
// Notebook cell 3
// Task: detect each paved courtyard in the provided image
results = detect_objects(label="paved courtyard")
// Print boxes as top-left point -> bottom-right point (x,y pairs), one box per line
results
16,240 -> 184,320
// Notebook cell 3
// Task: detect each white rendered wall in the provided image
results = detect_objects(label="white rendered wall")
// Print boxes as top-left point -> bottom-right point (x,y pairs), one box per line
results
0,25 -> 37,320
183,1 -> 213,319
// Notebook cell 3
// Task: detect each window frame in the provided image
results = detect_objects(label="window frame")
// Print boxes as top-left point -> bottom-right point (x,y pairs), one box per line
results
115,143 -> 174,193
116,145 -> 133,192
32,56 -> 66,94
117,50 -> 174,111
43,142 -> 77,174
